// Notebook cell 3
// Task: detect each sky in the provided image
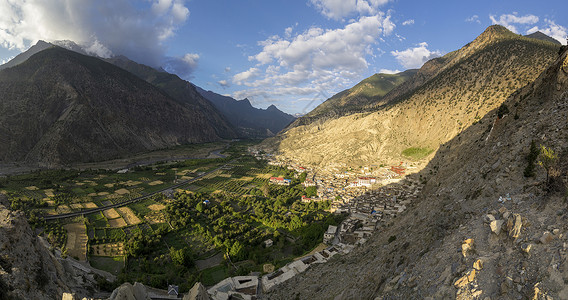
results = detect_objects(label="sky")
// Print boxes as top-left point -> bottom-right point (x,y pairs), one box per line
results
0,0 -> 567,114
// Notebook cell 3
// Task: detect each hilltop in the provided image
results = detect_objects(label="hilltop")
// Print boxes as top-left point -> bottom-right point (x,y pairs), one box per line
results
269,37 -> 568,300
292,69 -> 417,126
0,46 -> 235,167
260,25 -> 562,169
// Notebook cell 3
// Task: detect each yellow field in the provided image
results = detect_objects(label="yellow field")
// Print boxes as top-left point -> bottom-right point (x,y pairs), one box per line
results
219,174 -> 232,178
104,183 -> 114,188
44,189 -> 55,197
117,207 -> 141,225
103,208 -> 121,219
108,218 -> 127,228
70,203 -> 83,209
148,204 -> 166,211
56,205 -> 71,214
115,188 -> 130,195
64,223 -> 87,261
256,173 -> 273,179
239,176 -> 254,181
148,180 -> 163,186
97,192 -> 110,196
84,202 -> 97,208
25,186 -> 39,190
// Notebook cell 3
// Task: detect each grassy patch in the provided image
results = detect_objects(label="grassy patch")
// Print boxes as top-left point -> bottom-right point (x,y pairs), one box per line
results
200,264 -> 229,286
401,147 -> 434,160
89,256 -> 124,275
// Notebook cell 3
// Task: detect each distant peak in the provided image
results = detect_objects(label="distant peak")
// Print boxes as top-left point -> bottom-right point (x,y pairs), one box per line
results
266,104 -> 279,112
525,31 -> 562,45
239,98 -> 253,107
35,40 -> 52,47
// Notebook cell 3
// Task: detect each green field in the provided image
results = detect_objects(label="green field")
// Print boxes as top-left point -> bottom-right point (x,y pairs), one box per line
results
401,147 -> 434,160
90,256 -> 125,275
4,140 -> 343,291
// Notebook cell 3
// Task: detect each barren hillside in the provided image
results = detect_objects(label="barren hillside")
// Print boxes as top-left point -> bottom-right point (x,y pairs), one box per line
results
268,45 -> 568,300
261,26 -> 561,169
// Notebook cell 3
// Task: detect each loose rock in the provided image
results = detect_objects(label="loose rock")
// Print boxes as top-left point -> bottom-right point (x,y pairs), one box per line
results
490,220 -> 504,235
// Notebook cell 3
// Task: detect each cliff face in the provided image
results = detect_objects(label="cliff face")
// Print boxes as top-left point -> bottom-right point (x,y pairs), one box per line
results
260,26 -> 561,169
268,47 -> 568,300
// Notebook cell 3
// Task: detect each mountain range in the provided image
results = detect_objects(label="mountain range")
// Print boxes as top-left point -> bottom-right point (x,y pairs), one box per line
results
195,86 -> 296,137
260,26 -> 562,169
0,41 -> 295,166
0,46 -> 236,166
270,36 -> 568,300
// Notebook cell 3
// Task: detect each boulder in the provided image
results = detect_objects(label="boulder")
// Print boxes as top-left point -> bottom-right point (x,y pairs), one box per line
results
508,214 -> 522,239
540,231 -> 555,244
462,239 -> 475,257
473,259 -> 483,271
483,214 -> 496,224
490,220 -> 504,235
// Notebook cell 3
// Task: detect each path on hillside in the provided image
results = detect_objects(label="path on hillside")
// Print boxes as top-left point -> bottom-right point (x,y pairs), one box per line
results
43,157 -> 238,221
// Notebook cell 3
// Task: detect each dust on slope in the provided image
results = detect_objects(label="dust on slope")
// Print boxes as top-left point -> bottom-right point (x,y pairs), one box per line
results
261,26 -> 560,169
267,46 -> 568,299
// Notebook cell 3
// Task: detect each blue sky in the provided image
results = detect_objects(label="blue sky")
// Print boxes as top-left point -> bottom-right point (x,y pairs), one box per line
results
1,0 -> 567,114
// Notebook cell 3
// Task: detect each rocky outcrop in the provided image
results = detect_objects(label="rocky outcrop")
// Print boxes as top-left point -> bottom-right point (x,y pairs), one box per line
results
0,194 -> 102,300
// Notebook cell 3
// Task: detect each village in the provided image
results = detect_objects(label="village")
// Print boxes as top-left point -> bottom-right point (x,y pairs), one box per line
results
201,150 -> 424,299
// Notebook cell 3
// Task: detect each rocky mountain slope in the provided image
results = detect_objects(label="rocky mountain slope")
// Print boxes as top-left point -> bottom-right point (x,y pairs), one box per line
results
0,194 -> 100,299
268,45 -> 568,300
0,40 -> 53,71
0,46 -> 235,166
104,55 -> 236,139
196,87 -> 296,137
260,26 -> 561,168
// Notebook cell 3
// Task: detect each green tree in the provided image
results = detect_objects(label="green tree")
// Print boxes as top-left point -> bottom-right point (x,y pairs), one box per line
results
538,145 -> 558,185
196,201 -> 204,212
229,241 -> 244,261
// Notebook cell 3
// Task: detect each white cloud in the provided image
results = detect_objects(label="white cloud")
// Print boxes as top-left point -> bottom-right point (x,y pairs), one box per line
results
1,55 -> 14,65
489,13 -> 539,33
391,42 -> 442,69
0,0 -> 190,68
466,15 -> 480,24
218,80 -> 230,88
224,67 -> 231,72
526,19 -> 567,45
402,19 -> 414,26
233,14 -> 393,107
163,52 -> 200,78
379,68 -> 401,74
309,0 -> 390,21
233,67 -> 261,84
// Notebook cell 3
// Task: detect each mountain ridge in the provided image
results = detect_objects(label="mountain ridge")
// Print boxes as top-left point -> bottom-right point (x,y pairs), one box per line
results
195,86 -> 296,138
269,38 -> 568,300
0,46 -> 233,166
260,25 -> 562,169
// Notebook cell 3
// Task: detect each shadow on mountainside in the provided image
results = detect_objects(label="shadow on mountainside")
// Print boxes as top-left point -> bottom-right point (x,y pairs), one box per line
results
267,46 -> 568,300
